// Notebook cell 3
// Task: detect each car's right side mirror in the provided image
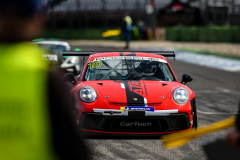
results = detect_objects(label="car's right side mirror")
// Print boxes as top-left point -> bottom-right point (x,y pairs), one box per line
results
63,73 -> 76,85
181,74 -> 193,85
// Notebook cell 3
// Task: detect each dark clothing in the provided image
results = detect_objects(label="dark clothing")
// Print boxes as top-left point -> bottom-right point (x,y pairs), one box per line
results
121,21 -> 130,43
48,71 -> 89,160
121,21 -> 127,32
121,20 -> 131,48
124,31 -> 131,43
0,0 -> 40,17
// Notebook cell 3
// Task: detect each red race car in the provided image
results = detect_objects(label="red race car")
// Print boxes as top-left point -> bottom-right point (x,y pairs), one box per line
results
63,51 -> 197,135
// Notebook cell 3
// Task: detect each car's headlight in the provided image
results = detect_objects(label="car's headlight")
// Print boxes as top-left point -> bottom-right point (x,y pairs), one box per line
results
79,86 -> 97,103
172,87 -> 189,104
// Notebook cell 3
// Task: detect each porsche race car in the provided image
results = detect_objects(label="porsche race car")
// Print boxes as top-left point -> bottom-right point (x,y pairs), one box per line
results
63,51 -> 197,135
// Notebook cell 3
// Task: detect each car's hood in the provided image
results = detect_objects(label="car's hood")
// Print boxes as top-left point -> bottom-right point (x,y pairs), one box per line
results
88,80 -> 176,105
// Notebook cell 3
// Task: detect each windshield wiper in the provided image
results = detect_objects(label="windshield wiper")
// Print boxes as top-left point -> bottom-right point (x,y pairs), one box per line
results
124,58 -> 131,80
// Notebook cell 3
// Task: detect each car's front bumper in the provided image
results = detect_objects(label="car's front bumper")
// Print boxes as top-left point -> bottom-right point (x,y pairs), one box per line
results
79,111 -> 191,135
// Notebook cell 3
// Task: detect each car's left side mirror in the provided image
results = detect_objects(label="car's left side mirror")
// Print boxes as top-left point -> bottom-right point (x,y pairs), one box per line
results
63,73 -> 76,85
181,74 -> 193,85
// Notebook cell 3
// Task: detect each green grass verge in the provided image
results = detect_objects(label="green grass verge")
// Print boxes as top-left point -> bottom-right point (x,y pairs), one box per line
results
176,48 -> 240,60
40,28 -> 121,40
40,27 -> 143,41
166,26 -> 240,43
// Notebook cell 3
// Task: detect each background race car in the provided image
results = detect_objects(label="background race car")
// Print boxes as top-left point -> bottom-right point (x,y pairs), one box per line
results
32,38 -> 81,75
63,51 -> 197,136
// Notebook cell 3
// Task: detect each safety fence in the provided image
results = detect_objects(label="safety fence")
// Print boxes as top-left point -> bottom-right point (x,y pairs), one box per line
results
166,26 -> 240,43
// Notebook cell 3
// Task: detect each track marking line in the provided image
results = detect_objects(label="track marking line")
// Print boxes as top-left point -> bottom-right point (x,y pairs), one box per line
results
139,48 -> 240,72
195,88 -> 230,93
195,90 -> 229,93
197,109 -> 238,115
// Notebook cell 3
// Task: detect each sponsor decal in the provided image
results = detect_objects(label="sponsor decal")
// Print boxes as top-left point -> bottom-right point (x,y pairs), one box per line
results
120,122 -> 151,127
144,98 -> 148,107
120,106 -> 154,112
123,80 -> 145,104
120,83 -> 125,89
42,54 -> 58,61
88,58 -> 96,62
114,80 -> 148,105
128,81 -> 148,97
88,61 -> 103,69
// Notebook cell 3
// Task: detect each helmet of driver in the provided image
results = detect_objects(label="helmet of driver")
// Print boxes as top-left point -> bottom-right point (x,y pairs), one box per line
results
139,61 -> 157,77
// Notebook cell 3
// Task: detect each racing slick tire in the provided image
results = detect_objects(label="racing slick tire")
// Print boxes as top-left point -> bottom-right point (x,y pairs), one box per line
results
73,66 -> 80,76
192,98 -> 197,128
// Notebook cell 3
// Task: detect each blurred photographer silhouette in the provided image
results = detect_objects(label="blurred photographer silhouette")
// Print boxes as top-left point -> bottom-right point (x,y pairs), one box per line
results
0,1 -> 89,160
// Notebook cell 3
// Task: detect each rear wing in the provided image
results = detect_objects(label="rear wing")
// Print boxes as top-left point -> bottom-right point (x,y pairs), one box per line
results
62,51 -> 175,59
62,51 -> 175,72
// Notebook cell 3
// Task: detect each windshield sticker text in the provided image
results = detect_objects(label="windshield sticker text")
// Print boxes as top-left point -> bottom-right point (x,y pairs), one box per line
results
88,61 -> 103,69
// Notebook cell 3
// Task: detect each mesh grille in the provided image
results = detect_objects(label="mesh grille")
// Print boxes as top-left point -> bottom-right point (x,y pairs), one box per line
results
81,113 -> 189,132
82,114 -> 102,129
170,115 -> 188,130
103,119 -> 164,132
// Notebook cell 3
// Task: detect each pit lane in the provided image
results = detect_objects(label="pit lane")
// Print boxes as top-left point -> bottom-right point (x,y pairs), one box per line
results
71,44 -> 240,160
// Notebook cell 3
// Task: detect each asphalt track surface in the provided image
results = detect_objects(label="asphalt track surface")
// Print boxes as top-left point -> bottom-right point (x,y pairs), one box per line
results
72,44 -> 240,160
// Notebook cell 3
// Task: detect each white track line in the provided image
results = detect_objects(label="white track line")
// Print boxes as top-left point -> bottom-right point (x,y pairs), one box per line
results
140,48 -> 240,72
197,109 -> 238,115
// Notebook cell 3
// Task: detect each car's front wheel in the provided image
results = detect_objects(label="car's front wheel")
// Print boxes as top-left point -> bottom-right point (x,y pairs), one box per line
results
192,99 -> 197,128
73,65 -> 80,75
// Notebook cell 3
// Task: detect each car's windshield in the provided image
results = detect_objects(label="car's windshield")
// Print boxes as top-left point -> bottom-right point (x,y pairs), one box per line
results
83,57 -> 176,81
37,44 -> 70,54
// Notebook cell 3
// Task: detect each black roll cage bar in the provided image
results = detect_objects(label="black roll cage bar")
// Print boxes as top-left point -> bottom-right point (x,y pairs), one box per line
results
62,51 -> 175,74
62,51 -> 175,59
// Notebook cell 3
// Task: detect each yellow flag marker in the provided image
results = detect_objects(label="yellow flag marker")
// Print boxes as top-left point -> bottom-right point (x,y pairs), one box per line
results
102,29 -> 121,37
162,116 -> 236,149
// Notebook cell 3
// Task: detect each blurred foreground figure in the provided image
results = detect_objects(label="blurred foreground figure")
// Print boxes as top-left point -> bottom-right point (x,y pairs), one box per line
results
0,0 -> 89,160
122,12 -> 132,49
225,101 -> 240,148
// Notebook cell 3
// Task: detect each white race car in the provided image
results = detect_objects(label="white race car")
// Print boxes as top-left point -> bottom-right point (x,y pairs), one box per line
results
32,38 -> 80,75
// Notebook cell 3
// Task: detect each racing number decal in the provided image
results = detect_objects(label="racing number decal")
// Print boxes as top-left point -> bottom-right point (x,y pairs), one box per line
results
88,61 -> 103,69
